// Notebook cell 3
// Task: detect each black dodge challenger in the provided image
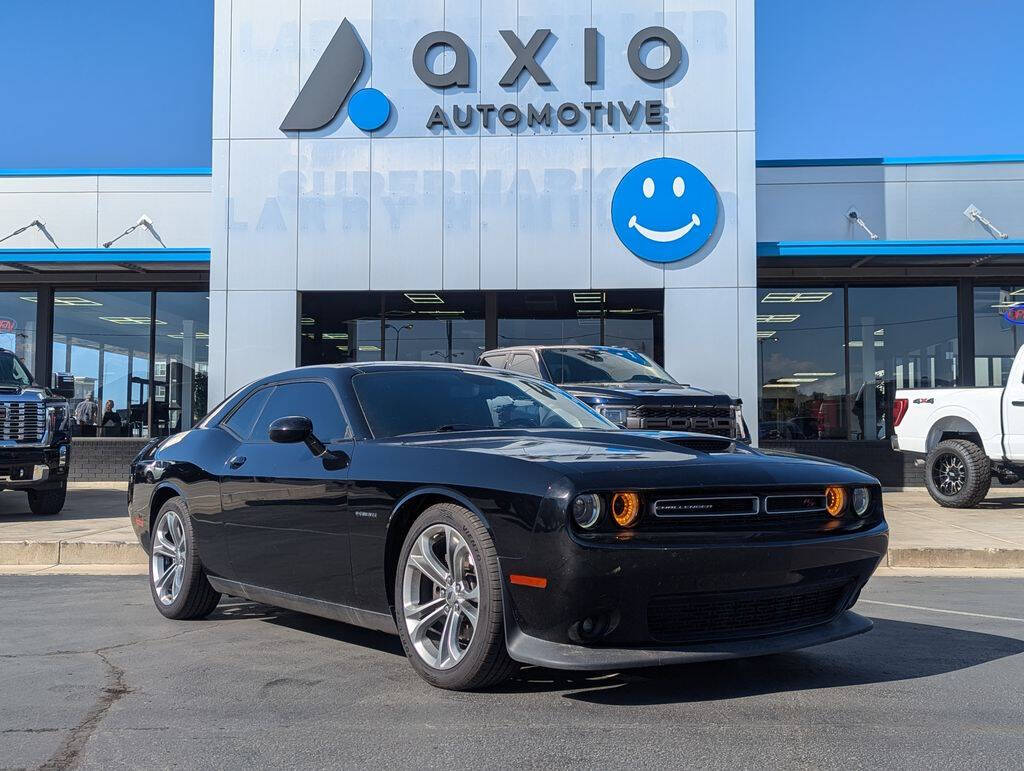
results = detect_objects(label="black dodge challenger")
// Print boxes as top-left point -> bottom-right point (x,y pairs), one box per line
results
129,362 -> 888,690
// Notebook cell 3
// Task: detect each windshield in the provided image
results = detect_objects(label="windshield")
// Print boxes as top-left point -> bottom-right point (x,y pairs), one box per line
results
539,347 -> 676,385
0,351 -> 32,387
352,369 -> 616,438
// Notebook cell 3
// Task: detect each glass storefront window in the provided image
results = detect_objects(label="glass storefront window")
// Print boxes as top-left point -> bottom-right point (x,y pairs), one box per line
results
0,292 -> 38,375
497,290 -> 663,357
153,292 -> 209,436
848,286 -> 958,440
383,293 -> 485,364
302,292 -> 383,364
757,288 -> 846,440
974,286 -> 1024,387
52,291 -> 152,437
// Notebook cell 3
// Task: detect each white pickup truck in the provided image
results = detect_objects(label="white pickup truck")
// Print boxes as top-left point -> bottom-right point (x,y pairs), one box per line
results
892,345 -> 1024,507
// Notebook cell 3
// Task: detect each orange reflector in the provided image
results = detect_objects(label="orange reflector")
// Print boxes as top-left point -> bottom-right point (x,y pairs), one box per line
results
509,574 -> 548,589
825,486 -> 846,517
611,491 -> 641,528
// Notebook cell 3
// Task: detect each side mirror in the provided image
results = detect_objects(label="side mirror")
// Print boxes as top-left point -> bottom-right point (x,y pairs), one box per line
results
52,372 -> 75,399
268,415 -> 313,444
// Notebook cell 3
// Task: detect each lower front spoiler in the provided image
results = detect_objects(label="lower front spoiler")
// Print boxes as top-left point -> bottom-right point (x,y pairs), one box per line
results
506,610 -> 872,671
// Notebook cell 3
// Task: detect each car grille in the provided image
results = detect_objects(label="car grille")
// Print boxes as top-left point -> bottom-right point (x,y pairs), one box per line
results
629,405 -> 734,437
646,580 -> 853,643
0,401 -> 45,442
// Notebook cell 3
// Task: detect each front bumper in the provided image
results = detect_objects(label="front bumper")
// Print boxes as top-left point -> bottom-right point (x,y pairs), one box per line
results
507,610 -> 873,670
500,522 -> 888,662
0,444 -> 69,489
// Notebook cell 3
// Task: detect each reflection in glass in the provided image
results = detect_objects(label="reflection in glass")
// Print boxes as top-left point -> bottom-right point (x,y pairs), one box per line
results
52,292 -> 152,437
848,286 -> 958,440
0,292 -> 38,375
974,286 -> 1024,387
153,292 -> 209,436
383,293 -> 484,364
757,288 -> 846,440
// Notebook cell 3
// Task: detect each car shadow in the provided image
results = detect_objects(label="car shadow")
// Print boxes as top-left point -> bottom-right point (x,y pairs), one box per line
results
211,604 -> 1024,703
975,496 -> 1024,509
496,618 -> 1024,704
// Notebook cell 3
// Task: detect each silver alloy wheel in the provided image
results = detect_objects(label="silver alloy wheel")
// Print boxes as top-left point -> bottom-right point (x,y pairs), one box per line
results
402,524 -> 480,670
935,453 -> 967,496
151,510 -> 187,605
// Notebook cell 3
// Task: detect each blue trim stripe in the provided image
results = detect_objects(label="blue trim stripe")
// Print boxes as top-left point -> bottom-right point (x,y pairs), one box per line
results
758,240 -> 1024,257
0,248 -> 210,264
757,154 -> 1024,169
0,167 -> 211,177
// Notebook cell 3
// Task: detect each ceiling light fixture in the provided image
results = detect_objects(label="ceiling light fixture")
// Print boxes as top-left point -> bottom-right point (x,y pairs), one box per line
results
761,291 -> 833,304
99,316 -> 166,325
756,330 -> 777,339
572,292 -> 604,304
792,372 -> 836,377
756,314 -> 800,324
404,293 -> 444,304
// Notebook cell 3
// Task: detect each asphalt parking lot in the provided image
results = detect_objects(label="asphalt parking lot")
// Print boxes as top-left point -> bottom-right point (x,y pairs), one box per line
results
2,575 -> 1022,769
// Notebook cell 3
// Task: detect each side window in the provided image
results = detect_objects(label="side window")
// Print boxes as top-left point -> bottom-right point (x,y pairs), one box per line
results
507,353 -> 541,378
221,387 -> 274,440
479,354 -> 507,369
251,381 -> 348,443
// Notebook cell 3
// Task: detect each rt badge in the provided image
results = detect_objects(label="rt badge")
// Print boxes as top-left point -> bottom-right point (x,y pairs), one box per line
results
611,157 -> 718,263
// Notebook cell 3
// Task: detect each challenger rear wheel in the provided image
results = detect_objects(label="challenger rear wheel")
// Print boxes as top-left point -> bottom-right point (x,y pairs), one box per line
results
395,503 -> 515,690
149,498 -> 221,619
925,439 -> 991,508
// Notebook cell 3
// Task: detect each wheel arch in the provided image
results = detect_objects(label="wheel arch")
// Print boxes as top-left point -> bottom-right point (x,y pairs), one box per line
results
926,416 -> 984,453
384,486 -> 494,614
149,482 -> 187,534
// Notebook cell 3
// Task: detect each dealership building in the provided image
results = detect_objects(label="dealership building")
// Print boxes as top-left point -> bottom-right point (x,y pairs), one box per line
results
3,1 -> 1024,484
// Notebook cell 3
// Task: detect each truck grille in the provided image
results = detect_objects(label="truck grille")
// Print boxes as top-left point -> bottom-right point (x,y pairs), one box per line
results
629,405 -> 734,437
0,401 -> 46,442
646,580 -> 852,643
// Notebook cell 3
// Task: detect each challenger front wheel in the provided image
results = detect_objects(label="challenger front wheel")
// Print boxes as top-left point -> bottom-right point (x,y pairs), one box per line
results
395,503 -> 515,690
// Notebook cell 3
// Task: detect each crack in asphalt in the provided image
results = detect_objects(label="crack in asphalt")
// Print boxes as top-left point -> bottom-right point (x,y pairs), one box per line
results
8,622 -> 242,770
38,651 -> 129,771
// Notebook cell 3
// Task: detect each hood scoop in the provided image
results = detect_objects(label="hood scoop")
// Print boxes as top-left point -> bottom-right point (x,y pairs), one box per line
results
661,436 -> 737,454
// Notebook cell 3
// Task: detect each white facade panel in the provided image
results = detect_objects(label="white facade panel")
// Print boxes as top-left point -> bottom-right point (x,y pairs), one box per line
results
210,0 -> 755,403
0,192 -> 98,248
97,192 -> 211,249
297,138 -> 371,290
223,290 -> 298,393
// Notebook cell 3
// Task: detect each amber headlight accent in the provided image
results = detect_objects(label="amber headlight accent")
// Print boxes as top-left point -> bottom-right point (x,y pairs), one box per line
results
825,486 -> 847,517
610,492 -> 640,527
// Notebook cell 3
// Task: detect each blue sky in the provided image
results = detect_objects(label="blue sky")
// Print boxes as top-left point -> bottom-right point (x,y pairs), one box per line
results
756,0 -> 1024,159
0,0 -> 212,170
0,1 -> 1020,169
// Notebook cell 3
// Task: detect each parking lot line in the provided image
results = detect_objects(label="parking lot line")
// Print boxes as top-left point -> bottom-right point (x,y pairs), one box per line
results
861,599 -> 1024,624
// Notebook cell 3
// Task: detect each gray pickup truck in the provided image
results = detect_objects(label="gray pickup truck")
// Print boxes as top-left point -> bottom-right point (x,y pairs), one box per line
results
0,350 -> 73,515
478,345 -> 748,442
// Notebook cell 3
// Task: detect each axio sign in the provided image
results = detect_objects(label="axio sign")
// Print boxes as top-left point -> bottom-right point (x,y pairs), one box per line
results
283,17 -> 717,264
283,20 -> 685,133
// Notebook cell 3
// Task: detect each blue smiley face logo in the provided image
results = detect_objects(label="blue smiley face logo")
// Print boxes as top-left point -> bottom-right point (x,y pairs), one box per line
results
611,157 -> 718,263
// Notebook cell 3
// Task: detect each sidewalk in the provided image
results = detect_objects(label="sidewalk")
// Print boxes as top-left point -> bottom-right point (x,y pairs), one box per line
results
1,484 -> 1024,571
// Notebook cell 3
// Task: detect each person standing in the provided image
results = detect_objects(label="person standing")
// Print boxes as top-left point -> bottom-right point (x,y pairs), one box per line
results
73,393 -> 99,436
101,399 -> 122,435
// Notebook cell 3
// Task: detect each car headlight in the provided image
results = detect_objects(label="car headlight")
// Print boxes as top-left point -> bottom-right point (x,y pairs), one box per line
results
598,407 -> 629,426
825,486 -> 847,517
571,494 -> 603,529
852,487 -> 871,517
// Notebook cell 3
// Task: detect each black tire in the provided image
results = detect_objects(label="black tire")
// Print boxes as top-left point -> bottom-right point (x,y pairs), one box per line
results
394,503 -> 516,690
27,483 -> 66,516
149,498 -> 221,620
925,439 -> 992,508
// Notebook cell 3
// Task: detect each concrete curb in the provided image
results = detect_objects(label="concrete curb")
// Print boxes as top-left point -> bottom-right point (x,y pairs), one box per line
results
2,541 -> 1024,569
0,540 -> 146,566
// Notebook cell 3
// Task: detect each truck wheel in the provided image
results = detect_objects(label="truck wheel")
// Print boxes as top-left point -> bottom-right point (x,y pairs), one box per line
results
27,483 -> 67,516
925,439 -> 991,508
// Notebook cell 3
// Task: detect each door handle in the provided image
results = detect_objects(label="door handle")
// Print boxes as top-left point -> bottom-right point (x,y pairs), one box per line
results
228,455 -> 247,469
1013,401 -> 1024,407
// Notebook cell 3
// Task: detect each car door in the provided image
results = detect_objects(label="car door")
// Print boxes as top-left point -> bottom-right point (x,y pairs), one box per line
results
220,379 -> 355,604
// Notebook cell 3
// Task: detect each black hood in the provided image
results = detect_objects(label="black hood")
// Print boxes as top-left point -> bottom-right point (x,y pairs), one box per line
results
563,382 -> 736,405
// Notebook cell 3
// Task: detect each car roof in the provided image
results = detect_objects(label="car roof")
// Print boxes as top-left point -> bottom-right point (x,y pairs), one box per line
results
483,344 -> 630,354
